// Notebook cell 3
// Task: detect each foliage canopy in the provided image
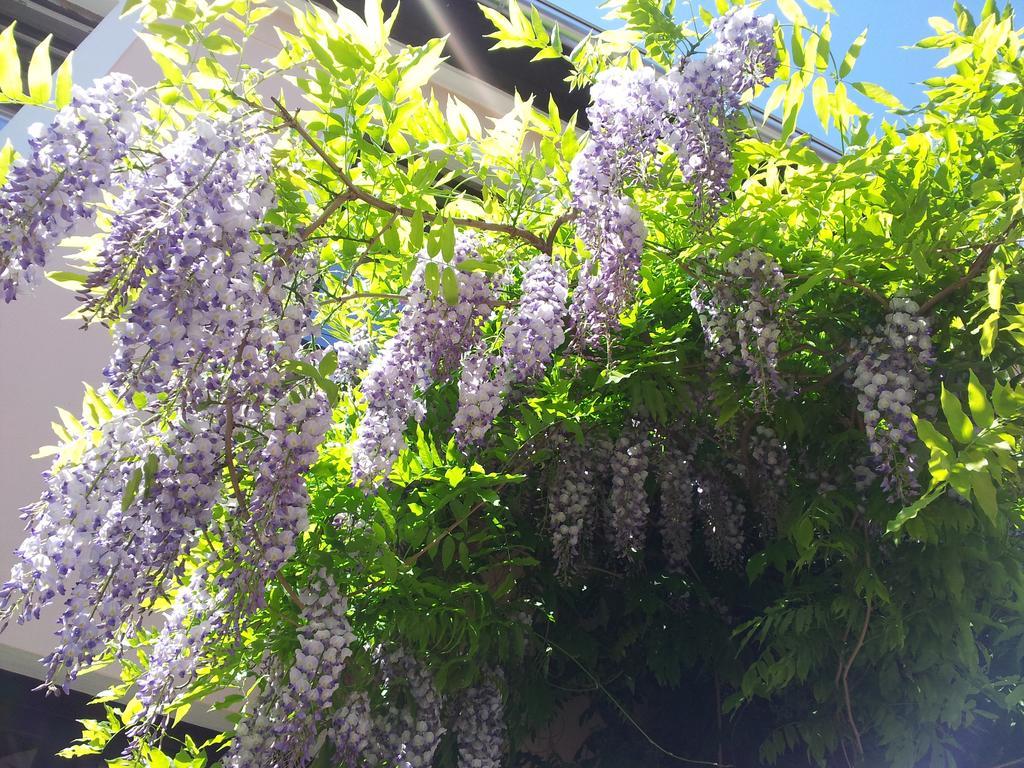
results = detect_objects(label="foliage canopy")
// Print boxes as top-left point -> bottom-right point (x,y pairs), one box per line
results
2,0 -> 1024,766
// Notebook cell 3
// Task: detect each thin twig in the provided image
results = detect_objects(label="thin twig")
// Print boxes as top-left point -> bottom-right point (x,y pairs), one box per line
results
277,573 -> 303,610
404,499 -> 487,567
272,97 -> 554,254
839,548 -> 873,757
321,291 -> 404,305
987,756 -> 1024,768
542,633 -> 732,767
223,397 -> 249,519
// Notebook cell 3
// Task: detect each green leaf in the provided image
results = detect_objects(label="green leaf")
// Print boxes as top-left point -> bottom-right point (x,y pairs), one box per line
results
992,382 -> 1024,418
27,35 -> 52,103
839,28 -> 868,78
980,312 -> 999,357
804,0 -> 836,11
851,81 -> 905,110
941,384 -> 975,444
777,0 -> 808,26
967,372 -> 995,428
441,266 -> 460,305
439,218 -> 455,262
0,24 -> 23,98
410,211 -> 424,250
424,261 -> 440,296
441,536 -> 455,569
54,52 -> 73,108
46,270 -> 89,289
123,467 -> 143,510
988,262 -> 1005,311
887,484 -> 944,534
915,416 -> 955,482
203,34 -> 241,55
811,77 -> 830,132
971,472 -> 999,525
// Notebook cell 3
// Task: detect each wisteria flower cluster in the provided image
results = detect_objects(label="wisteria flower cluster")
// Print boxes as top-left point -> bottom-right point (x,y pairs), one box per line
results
747,425 -> 789,534
328,329 -> 375,386
351,236 -> 501,483
454,256 -> 569,448
225,573 -> 355,768
547,437 -> 606,576
698,474 -> 747,570
453,669 -> 508,768
568,8 -> 778,346
691,249 -> 790,405
607,422 -> 652,561
567,66 -> 658,346
0,74 -> 143,302
0,94 -> 335,707
0,409 -> 223,689
661,7 -> 778,215
849,296 -> 936,499
370,646 -> 447,768
658,441 -> 698,571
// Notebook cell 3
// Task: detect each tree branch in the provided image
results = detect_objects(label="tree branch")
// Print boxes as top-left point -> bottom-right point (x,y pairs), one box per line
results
920,226 -> 1015,315
272,97 -> 554,255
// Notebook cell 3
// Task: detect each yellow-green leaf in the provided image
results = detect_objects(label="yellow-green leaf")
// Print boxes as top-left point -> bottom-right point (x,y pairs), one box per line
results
851,81 -> 905,110
0,24 -> 23,97
988,262 -> 1005,311
839,28 -> 867,78
778,0 -> 808,26
941,384 -> 975,444
967,372 -> 995,428
915,415 -> 955,481
970,472 -> 999,525
441,266 -> 459,305
27,35 -> 53,103
980,311 -> 999,357
811,77 -> 830,133
54,51 -> 73,108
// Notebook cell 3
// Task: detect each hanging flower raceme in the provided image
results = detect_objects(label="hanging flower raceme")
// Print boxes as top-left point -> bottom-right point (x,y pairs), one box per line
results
352,235 -> 500,483
607,422 -> 652,561
453,669 -> 508,768
567,66 -> 661,347
747,425 -> 789,535
328,691 -> 373,765
453,349 -> 508,448
0,409 -> 223,689
92,113 -> 279,405
225,573 -> 355,768
691,250 -> 790,406
502,256 -> 568,382
370,647 -> 446,768
567,8 -> 778,348
453,255 -> 570,448
547,440 -> 602,576
661,7 -> 778,216
698,474 -> 746,569
0,74 -> 143,303
849,296 -> 935,500
658,441 -> 698,571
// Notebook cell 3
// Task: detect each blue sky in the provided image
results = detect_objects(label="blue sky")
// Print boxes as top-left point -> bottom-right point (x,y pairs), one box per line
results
553,0 -> 987,140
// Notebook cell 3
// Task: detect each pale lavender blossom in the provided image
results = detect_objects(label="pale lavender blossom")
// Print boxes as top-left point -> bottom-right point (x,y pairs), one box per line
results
0,74 -> 143,302
849,296 -> 935,500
